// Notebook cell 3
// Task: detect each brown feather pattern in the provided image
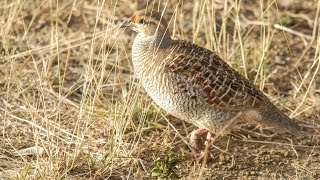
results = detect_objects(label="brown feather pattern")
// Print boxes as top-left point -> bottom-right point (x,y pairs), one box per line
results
166,41 -> 268,111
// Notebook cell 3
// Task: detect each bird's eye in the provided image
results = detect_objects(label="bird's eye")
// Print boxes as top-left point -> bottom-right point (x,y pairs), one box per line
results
138,19 -> 145,24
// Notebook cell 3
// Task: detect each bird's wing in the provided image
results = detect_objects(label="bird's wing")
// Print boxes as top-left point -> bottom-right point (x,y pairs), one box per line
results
165,40 -> 268,111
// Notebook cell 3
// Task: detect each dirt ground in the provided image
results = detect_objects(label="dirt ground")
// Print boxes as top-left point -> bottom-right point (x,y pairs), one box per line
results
1,0 -> 320,179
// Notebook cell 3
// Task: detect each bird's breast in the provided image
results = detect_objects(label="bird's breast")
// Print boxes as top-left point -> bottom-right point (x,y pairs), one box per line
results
131,38 -> 233,130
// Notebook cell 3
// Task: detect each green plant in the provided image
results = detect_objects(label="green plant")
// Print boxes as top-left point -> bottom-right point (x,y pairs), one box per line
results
150,155 -> 184,179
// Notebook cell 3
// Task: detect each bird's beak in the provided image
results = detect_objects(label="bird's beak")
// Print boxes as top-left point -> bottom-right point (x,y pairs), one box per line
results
120,19 -> 131,28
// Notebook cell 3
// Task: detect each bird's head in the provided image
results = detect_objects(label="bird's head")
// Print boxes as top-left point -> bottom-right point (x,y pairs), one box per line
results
120,10 -> 170,39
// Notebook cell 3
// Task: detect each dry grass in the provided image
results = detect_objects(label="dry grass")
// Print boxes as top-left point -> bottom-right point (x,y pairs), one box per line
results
0,0 -> 320,179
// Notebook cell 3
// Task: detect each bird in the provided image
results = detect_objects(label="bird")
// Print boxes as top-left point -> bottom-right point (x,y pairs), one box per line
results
120,9 -> 302,156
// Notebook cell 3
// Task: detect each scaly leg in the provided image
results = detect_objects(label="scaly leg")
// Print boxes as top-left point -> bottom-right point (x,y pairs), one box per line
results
190,128 -> 215,159
189,112 -> 243,160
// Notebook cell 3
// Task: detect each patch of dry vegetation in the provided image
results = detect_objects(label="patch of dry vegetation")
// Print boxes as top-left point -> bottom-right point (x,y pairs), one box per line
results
0,0 -> 320,179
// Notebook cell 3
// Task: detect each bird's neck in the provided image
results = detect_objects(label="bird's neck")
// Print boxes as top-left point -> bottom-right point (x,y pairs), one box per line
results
132,33 -> 174,78
134,32 -> 173,49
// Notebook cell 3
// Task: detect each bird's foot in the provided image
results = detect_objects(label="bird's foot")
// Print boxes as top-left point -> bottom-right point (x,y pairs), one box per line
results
190,128 -> 215,160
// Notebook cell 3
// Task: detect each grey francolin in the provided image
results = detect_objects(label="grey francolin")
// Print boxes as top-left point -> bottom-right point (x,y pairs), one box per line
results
120,10 -> 302,154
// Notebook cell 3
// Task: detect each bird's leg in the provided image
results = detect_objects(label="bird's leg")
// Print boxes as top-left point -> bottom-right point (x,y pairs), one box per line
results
190,128 -> 215,159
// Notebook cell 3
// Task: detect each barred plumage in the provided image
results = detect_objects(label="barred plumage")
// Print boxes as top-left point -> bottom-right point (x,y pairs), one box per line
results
120,10 -> 302,145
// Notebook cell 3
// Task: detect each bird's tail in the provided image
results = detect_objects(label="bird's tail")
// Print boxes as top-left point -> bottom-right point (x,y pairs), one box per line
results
244,105 -> 304,135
